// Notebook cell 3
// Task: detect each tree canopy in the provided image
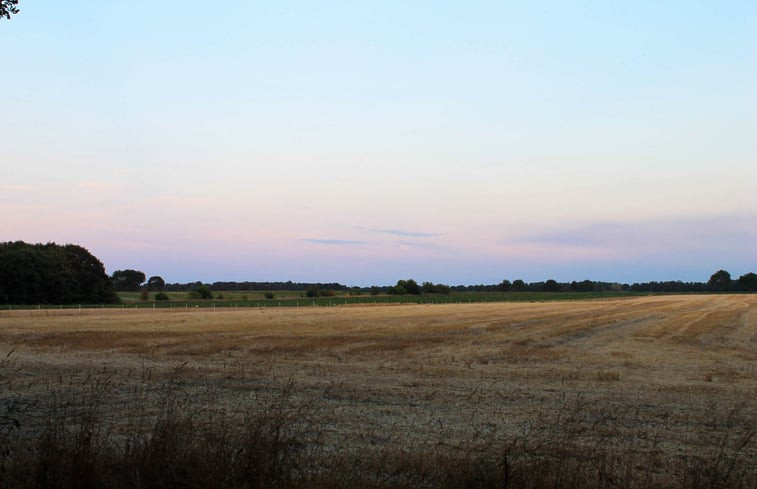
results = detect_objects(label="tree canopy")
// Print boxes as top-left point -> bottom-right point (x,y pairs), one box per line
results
147,276 -> 166,291
707,270 -> 732,291
1,0 -> 19,20
738,272 -> 757,292
0,241 -> 119,304
111,269 -> 146,292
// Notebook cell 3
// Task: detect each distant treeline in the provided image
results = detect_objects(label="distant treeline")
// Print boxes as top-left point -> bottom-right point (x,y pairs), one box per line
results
453,273 -> 755,293
2,241 -> 756,305
163,281 -> 350,292
156,272 -> 757,295
0,241 -> 119,304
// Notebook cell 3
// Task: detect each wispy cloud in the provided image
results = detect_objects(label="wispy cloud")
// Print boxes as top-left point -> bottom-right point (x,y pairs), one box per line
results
499,214 -> 757,258
396,240 -> 445,250
354,226 -> 440,238
303,239 -> 368,246
383,229 -> 440,238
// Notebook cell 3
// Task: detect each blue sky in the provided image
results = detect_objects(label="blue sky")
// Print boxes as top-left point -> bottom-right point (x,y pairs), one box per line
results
1,1 -> 755,285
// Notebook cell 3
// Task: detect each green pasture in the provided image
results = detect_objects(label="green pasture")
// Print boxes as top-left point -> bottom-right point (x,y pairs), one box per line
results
2,291 -> 652,310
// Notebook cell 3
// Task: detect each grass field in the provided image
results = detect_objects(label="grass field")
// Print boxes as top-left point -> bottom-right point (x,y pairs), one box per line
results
4,290 -> 653,309
1,294 -> 755,487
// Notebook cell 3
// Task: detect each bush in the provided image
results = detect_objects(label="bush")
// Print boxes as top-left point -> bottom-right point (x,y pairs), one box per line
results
188,285 -> 213,300
264,292 -> 274,300
154,292 -> 170,301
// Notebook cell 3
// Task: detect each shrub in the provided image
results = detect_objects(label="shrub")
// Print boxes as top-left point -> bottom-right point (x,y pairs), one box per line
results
154,292 -> 170,301
187,286 -> 213,300
264,292 -> 274,300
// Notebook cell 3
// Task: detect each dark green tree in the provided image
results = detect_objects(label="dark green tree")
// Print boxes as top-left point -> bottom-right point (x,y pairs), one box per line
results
306,285 -> 319,298
543,279 -> 560,292
570,279 -> 594,292
390,283 -> 407,295
404,279 -> 421,295
1,0 -> 19,20
499,280 -> 512,292
738,272 -> 757,292
63,244 -> 119,303
707,270 -> 731,291
111,269 -> 146,292
147,275 -> 165,291
191,285 -> 213,300
422,281 -> 451,294
0,241 -> 118,304
512,279 -> 526,291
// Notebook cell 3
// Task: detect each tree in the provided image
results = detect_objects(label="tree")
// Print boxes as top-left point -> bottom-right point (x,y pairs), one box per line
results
111,270 -> 146,291
499,280 -> 512,292
543,279 -> 560,292
0,241 -> 118,304
404,279 -> 420,295
190,285 -> 213,300
155,292 -> 170,301
738,272 -> 757,292
306,285 -> 319,298
147,275 -> 165,291
422,281 -> 451,294
63,244 -> 120,303
392,279 -> 420,295
389,283 -> 407,295
512,279 -> 526,291
1,0 -> 19,20
570,280 -> 594,292
707,270 -> 731,292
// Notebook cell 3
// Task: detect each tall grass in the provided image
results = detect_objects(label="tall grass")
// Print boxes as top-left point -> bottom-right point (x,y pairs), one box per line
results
1,360 -> 754,489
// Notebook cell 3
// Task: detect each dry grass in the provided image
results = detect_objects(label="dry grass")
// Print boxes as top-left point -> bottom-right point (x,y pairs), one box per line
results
1,295 -> 755,487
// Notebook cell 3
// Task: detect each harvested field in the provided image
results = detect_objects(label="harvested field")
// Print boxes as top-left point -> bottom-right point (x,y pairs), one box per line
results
1,294 -> 755,488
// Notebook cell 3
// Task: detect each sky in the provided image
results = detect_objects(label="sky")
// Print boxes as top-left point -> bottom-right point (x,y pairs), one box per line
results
1,1 -> 755,286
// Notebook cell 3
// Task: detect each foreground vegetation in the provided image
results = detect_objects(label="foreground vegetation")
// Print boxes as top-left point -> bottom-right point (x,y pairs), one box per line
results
1,295 -> 754,487
1,366 -> 753,489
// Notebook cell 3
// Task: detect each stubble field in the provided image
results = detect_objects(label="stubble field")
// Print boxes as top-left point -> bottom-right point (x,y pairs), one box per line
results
1,294 -> 755,488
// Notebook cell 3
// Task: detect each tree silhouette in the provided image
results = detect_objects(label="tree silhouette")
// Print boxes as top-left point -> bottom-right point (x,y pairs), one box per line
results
707,269 -> 731,291
1,1 -> 19,20
738,272 -> 757,292
147,275 -> 166,291
111,269 -> 146,292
